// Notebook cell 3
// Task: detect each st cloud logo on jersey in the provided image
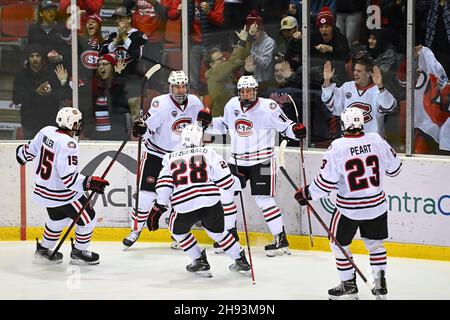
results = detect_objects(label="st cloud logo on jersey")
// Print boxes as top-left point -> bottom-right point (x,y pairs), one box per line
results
235,119 -> 253,137
172,118 -> 192,135
81,50 -> 99,69
348,103 -> 373,123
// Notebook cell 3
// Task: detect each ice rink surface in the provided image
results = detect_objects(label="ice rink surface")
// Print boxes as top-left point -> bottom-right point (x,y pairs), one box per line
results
1,241 -> 449,300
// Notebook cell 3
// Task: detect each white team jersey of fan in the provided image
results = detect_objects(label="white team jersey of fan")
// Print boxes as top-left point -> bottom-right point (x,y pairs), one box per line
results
322,81 -> 397,136
308,132 -> 402,220
142,94 -> 205,158
206,97 -> 298,166
16,126 -> 85,208
155,147 -> 236,213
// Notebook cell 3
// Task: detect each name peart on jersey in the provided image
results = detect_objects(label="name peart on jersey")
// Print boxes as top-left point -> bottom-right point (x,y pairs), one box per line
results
308,132 -> 402,220
207,97 -> 298,166
142,94 -> 205,158
155,147 -> 236,213
16,126 -> 86,208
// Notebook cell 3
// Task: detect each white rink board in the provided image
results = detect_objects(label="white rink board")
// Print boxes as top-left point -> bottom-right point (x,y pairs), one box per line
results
1,142 -> 450,246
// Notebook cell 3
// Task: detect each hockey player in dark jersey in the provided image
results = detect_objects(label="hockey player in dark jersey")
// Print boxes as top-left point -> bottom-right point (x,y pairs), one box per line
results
294,107 -> 402,300
15,107 -> 109,265
146,124 -> 252,278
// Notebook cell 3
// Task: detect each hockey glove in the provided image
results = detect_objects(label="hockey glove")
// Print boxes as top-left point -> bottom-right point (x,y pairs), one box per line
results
197,108 -> 212,128
147,202 -> 167,231
83,176 -> 110,194
294,186 -> 311,206
15,145 -> 26,165
132,120 -> 147,137
292,123 -> 307,139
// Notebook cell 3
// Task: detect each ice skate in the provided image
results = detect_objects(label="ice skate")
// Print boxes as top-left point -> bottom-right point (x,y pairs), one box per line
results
122,230 -> 141,250
186,249 -> 212,278
69,238 -> 100,265
328,275 -> 359,300
33,238 -> 63,264
229,250 -> 251,277
264,227 -> 290,257
371,270 -> 387,300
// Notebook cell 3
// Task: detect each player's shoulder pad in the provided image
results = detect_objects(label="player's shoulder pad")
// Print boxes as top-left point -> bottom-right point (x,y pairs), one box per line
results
260,98 -> 282,113
187,94 -> 204,108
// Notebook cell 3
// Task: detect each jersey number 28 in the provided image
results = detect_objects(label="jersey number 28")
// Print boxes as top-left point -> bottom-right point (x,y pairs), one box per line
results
171,155 -> 208,186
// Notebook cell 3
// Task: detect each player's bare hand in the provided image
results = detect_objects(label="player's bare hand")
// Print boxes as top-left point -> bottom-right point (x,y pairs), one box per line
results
323,61 -> 335,83
372,65 -> 383,86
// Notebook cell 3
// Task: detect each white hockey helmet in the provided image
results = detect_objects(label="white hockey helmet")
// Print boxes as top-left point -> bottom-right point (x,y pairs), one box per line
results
168,70 -> 189,104
181,123 -> 203,148
237,75 -> 258,108
56,107 -> 82,131
340,107 -> 364,132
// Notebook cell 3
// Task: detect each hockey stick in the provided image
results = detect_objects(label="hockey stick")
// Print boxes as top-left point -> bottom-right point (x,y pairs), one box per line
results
278,140 -> 374,289
233,155 -> 256,285
286,95 -> 314,247
133,63 -> 161,230
50,138 -> 128,259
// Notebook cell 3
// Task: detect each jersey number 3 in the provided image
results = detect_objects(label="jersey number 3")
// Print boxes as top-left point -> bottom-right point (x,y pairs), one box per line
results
345,155 -> 380,192
171,155 -> 208,186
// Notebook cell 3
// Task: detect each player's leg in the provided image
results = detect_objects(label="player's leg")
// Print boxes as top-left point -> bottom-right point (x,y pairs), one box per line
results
328,210 -> 360,300
361,212 -> 388,300
123,153 -> 162,249
170,210 -> 212,277
69,196 -> 100,265
34,208 -> 71,264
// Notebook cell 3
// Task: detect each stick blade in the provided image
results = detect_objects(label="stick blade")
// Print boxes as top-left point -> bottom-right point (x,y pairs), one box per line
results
145,63 -> 161,80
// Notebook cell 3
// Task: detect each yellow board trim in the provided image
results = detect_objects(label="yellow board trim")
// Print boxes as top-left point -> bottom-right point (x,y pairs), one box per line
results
1,227 -> 450,261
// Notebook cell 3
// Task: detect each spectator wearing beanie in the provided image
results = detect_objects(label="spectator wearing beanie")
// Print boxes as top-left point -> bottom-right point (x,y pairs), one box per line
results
311,6 -> 350,86
59,0 -> 104,34
247,10 -> 277,82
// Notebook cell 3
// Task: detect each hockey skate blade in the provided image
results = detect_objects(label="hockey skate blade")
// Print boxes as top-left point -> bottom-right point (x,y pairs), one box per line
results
188,270 -> 213,278
214,248 -> 225,255
328,294 -> 359,300
33,255 -> 63,265
69,258 -> 100,266
375,294 -> 387,300
265,247 -> 291,257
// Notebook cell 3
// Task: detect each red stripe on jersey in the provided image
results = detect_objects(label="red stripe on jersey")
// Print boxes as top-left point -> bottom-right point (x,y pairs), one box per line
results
34,187 -> 77,199
223,204 -> 237,213
336,193 -> 385,206
171,187 -> 220,202
217,177 -> 234,188
315,177 -> 335,190
157,179 -> 174,185
238,150 -> 273,159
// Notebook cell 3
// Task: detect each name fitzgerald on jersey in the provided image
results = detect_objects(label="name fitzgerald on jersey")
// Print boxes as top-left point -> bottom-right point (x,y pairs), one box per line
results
168,147 -> 208,159
349,144 -> 372,156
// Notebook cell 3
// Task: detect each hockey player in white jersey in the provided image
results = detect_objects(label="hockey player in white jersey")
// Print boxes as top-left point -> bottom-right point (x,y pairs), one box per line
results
199,75 -> 307,256
294,107 -> 402,300
146,124 -> 251,277
322,58 -> 397,136
15,107 -> 110,265
123,70 -> 206,249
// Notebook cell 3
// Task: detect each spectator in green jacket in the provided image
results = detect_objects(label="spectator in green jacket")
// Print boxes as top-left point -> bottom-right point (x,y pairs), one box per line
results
204,23 -> 258,117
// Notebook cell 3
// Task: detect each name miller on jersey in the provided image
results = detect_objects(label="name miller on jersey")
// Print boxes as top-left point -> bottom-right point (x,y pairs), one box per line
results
43,135 -> 54,148
349,144 -> 372,156
169,147 -> 208,159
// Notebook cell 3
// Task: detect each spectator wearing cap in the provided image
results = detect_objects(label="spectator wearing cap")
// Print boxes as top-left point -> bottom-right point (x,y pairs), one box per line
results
311,6 -> 350,86
27,1 -> 71,69
335,0 -> 366,47
12,44 -> 71,139
123,0 -> 180,87
100,6 -> 148,131
277,15 -> 302,71
88,53 -> 131,140
246,10 -> 276,82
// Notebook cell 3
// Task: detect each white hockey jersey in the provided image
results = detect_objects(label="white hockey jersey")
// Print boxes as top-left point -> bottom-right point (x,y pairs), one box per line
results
155,147 -> 237,213
322,81 -> 397,136
143,94 -> 205,158
16,126 -> 85,208
206,97 -> 298,166
308,132 -> 402,220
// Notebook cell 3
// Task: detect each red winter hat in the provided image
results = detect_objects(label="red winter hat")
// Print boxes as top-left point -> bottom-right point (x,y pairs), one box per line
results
98,53 -> 117,66
246,10 -> 264,29
86,14 -> 102,26
316,6 -> 335,27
